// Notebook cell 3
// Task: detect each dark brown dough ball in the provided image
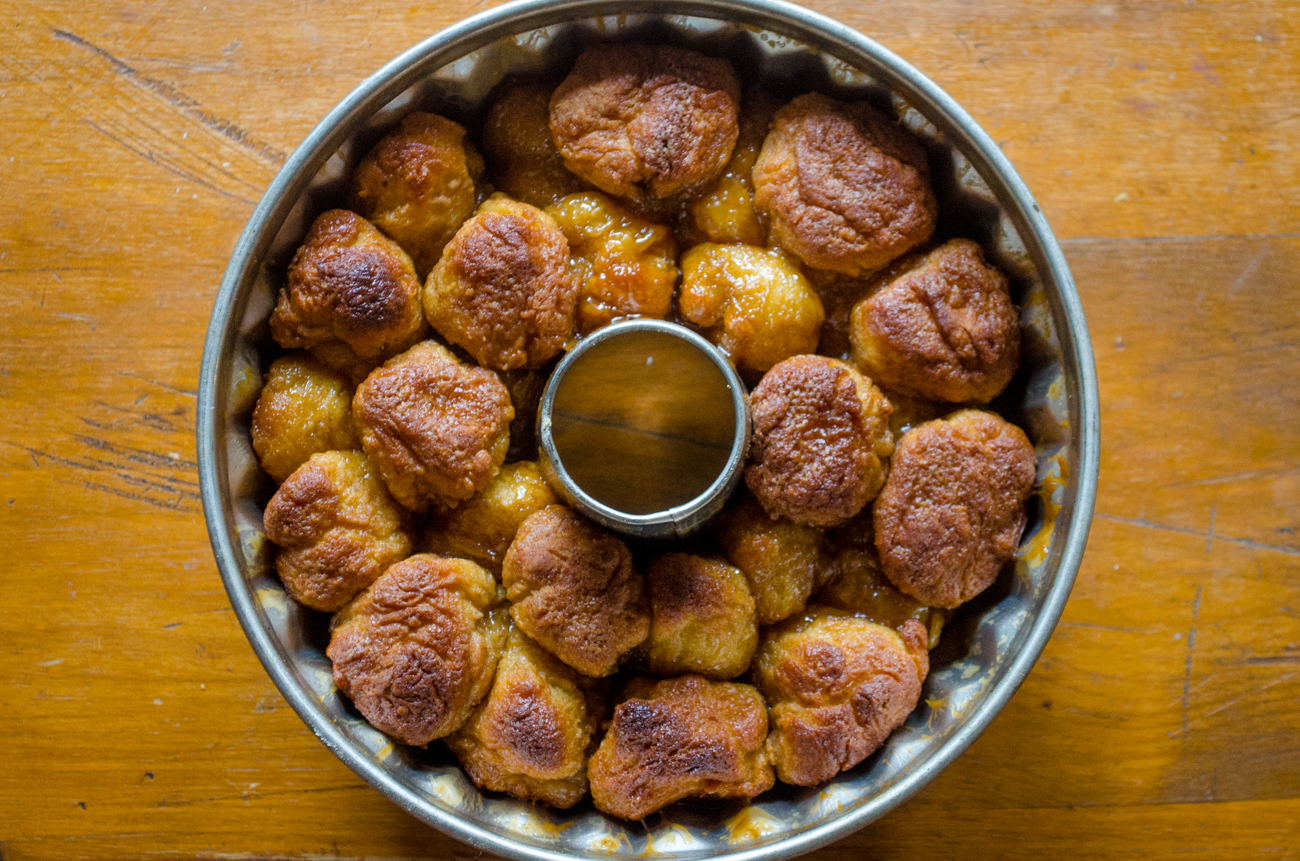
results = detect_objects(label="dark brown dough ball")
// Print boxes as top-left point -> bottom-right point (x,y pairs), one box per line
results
419,461 -> 557,576
262,451 -> 410,612
327,554 -> 507,745
499,366 -> 549,462
753,609 -> 928,786
850,239 -> 1021,403
482,83 -> 586,209
352,341 -> 513,512
271,209 -> 428,363
446,627 -> 597,808
718,494 -> 824,626
348,112 -> 484,278
746,355 -> 894,528
423,195 -> 577,371
815,511 -> 943,648
587,675 -> 774,820
501,505 -> 650,677
250,354 -> 360,483
873,410 -> 1036,608
645,553 -> 757,680
753,94 -> 937,276
549,43 -> 741,201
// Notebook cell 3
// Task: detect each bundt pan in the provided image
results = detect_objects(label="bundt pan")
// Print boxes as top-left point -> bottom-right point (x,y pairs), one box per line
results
197,0 -> 1101,858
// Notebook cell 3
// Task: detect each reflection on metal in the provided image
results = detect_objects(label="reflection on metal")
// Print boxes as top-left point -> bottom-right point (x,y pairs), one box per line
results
197,1 -> 1100,859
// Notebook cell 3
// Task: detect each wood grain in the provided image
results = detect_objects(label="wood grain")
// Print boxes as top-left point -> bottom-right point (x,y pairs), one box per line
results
1,0 -> 1298,858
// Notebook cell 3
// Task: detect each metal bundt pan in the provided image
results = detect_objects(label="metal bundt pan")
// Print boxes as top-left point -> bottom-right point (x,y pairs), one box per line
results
198,0 -> 1101,858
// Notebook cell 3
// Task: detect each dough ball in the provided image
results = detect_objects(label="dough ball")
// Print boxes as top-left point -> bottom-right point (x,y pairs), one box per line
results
754,609 -> 928,786
754,94 -> 936,276
263,451 -> 410,612
424,195 -> 577,371
645,553 -> 757,680
547,192 -> 678,334
851,238 -> 1020,403
352,341 -> 513,512
550,43 -> 740,201
483,83 -> 586,209
271,209 -> 427,363
746,355 -> 894,527
251,353 -> 360,483
873,409 -> 1036,608
349,112 -> 483,278
678,243 -> 824,377
718,493 -> 824,626
501,505 -> 650,677
587,675 -> 773,820
419,461 -> 557,575
327,554 -> 507,745
446,627 -> 597,808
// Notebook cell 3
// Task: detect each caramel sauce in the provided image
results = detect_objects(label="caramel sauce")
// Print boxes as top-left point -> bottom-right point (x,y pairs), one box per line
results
550,329 -> 737,515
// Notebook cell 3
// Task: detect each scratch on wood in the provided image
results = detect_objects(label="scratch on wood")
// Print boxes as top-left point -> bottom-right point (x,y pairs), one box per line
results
74,434 -> 198,472
82,118 -> 256,204
52,29 -> 285,167
151,784 -> 363,808
1179,585 -> 1202,746
1095,513 -> 1300,557
1205,504 -> 1216,554
1058,622 -> 1163,634
118,371 -> 198,398
7,439 -> 201,513
1241,654 -> 1300,666
1061,232 -> 1300,245
1170,465 -> 1300,488
1171,674 -> 1298,738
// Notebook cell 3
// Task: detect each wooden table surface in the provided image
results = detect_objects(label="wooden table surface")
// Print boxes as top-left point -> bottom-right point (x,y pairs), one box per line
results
2,0 -> 1298,857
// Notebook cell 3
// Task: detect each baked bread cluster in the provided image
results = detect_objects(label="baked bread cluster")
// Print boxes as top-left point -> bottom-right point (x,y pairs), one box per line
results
251,40 -> 1038,822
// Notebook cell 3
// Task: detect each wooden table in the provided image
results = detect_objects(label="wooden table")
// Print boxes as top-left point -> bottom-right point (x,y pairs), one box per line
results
2,0 -> 1297,857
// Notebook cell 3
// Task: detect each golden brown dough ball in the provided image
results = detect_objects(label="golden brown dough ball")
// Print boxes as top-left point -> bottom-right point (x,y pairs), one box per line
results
482,84 -> 586,209
423,195 -> 578,371
546,192 -> 678,334
753,94 -> 937,276
262,451 -> 410,612
678,243 -> 824,377
645,554 -> 757,680
874,410 -> 1035,609
328,554 -> 507,745
850,239 -> 1021,403
718,494 -> 823,627
686,87 -> 782,246
746,356 -> 894,528
753,609 -> 928,786
352,341 -> 513,513
271,210 -> 428,363
250,354 -> 360,483
549,43 -> 741,202
446,627 -> 597,808
420,461 -> 557,575
348,111 -> 483,278
816,512 -> 943,648
587,675 -> 774,820
501,505 -> 650,677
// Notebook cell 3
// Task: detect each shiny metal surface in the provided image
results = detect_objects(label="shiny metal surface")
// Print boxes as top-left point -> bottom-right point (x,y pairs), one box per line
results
197,0 -> 1101,858
537,319 -> 750,539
